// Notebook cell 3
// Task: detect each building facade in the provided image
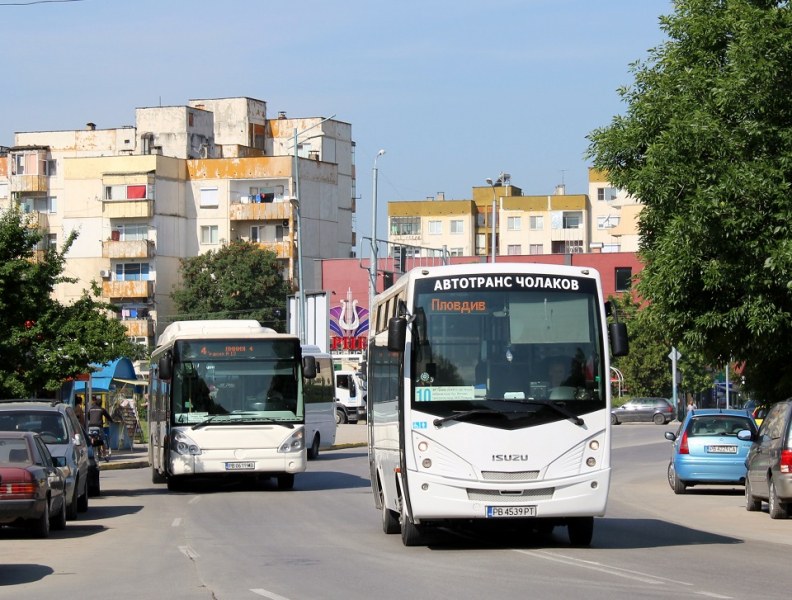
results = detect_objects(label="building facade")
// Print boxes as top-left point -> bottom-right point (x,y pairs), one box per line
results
0,97 -> 355,348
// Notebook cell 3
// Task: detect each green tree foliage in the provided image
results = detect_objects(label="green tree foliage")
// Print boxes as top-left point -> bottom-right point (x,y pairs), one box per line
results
588,0 -> 792,402
0,208 -> 144,397
170,241 -> 289,330
611,294 -> 713,401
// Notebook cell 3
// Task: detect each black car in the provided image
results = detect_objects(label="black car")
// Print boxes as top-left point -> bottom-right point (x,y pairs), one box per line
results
612,397 -> 675,425
0,430 -> 67,537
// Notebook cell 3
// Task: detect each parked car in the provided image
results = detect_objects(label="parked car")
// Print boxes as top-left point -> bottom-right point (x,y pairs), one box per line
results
0,400 -> 90,518
0,430 -> 67,537
612,397 -> 675,425
664,409 -> 758,494
742,399 -> 792,519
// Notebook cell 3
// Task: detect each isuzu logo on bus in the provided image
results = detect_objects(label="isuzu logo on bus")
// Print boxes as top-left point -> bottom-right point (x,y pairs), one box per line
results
492,454 -> 530,462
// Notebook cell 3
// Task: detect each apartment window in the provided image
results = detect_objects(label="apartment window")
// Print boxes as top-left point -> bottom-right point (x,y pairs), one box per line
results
602,243 -> 621,253
115,223 -> 148,241
276,224 -> 288,241
529,215 -> 544,230
47,233 -> 57,250
450,220 -> 463,234
200,187 -> 219,208
390,216 -> 421,236
115,263 -> 150,281
45,159 -> 57,176
449,247 -> 464,257
428,220 -> 442,235
475,234 -> 487,255
529,244 -> 543,255
105,184 -> 151,201
250,225 -> 261,242
597,187 -> 619,201
201,225 -> 219,244
507,216 -> 521,231
615,267 -> 632,292
598,215 -> 620,229
562,212 -> 582,229
552,240 -> 583,254
507,244 -> 522,255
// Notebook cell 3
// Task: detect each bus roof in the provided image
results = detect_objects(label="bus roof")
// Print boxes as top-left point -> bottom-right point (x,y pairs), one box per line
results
155,320 -> 283,348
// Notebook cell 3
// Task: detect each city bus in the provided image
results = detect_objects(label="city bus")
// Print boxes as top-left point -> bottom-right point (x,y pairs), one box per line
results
148,320 -> 316,491
367,263 -> 628,546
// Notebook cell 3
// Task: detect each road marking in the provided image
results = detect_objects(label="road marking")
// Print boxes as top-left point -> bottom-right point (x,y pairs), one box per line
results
188,496 -> 201,505
515,549 -> 694,586
178,545 -> 199,560
251,589 -> 292,600
695,593 -> 732,599
171,517 -> 182,527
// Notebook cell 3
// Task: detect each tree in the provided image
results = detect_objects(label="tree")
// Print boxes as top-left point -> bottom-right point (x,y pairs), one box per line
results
170,241 -> 289,330
588,0 -> 792,403
0,208 -> 144,397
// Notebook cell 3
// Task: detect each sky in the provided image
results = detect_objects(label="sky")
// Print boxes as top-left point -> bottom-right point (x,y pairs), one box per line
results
0,0 -> 673,243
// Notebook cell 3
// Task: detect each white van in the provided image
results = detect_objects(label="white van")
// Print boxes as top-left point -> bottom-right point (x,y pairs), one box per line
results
334,370 -> 367,424
301,345 -> 337,459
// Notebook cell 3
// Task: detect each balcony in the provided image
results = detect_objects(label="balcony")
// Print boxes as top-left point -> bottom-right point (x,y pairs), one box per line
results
102,280 -> 153,299
102,239 -> 155,259
121,318 -> 155,338
10,174 -> 49,193
256,241 -> 293,259
229,200 -> 291,222
102,199 -> 154,219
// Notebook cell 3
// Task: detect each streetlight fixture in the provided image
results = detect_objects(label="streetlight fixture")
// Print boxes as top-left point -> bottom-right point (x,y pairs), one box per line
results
369,149 -> 386,320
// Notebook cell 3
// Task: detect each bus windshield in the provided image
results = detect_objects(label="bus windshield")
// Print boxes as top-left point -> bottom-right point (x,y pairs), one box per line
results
409,275 -> 605,423
171,340 -> 303,425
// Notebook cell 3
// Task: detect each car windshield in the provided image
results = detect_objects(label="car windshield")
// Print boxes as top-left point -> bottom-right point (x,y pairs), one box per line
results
687,415 -> 754,437
0,411 -> 69,444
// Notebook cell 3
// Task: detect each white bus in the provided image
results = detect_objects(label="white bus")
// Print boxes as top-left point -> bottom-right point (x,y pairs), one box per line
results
301,345 -> 337,459
149,320 -> 317,491
368,264 -> 628,546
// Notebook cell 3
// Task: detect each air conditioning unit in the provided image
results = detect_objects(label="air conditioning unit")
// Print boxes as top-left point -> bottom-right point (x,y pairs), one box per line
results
99,269 -> 111,278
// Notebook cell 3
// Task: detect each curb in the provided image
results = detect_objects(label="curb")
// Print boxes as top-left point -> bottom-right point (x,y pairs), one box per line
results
101,442 -> 368,471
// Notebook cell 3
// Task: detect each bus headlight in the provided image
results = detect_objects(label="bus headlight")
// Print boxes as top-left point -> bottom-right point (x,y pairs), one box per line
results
172,431 -> 202,455
278,429 -> 305,454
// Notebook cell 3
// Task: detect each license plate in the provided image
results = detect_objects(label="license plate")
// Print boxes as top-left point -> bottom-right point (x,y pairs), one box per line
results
706,445 -> 737,454
225,461 -> 255,470
486,505 -> 537,518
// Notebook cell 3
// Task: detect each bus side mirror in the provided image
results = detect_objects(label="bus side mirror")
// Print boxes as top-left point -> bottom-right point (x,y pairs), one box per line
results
610,322 -> 629,357
388,317 -> 407,352
158,352 -> 172,380
303,356 -> 317,379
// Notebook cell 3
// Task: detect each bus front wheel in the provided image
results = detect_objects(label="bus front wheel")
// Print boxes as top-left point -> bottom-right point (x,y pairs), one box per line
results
567,517 -> 594,547
381,490 -> 399,534
400,504 -> 425,546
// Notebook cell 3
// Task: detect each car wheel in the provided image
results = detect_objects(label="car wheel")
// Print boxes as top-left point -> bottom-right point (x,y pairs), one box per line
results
66,482 -> 78,520
567,517 -> 594,547
653,413 -> 665,425
77,485 -> 88,513
336,408 -> 347,425
768,478 -> 789,519
745,477 -> 762,512
668,462 -> 686,494
307,434 -> 320,460
611,414 -> 619,425
51,496 -> 67,531
152,467 -> 167,484
32,499 -> 50,538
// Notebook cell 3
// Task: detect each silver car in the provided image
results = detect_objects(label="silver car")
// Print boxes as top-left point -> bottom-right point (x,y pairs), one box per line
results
0,400 -> 90,519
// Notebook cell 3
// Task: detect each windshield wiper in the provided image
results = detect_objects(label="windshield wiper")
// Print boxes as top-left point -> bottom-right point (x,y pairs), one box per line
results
510,399 -> 586,427
193,415 -> 294,429
433,409 -> 500,427
192,416 -> 220,430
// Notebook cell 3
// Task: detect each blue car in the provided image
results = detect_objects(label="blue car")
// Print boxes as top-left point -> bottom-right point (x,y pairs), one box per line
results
665,409 -> 758,494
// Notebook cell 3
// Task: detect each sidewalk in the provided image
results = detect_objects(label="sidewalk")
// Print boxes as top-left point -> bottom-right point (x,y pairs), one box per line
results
101,423 -> 369,471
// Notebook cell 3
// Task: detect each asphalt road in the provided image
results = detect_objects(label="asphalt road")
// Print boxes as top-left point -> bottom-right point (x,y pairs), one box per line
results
1,423 -> 789,600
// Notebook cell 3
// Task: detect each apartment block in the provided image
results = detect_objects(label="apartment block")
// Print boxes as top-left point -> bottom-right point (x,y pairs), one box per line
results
587,167 -> 642,253
0,97 -> 355,348
388,179 -> 590,260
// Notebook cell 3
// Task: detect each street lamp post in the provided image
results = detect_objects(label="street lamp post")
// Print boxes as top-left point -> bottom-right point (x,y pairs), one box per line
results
369,149 -> 386,320
485,177 -> 497,263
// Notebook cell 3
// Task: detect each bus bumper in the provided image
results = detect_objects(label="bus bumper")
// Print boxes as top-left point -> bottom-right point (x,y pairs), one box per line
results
405,468 -> 611,521
169,451 -> 305,476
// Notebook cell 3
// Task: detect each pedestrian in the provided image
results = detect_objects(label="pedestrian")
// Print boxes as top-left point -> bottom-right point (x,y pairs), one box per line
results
88,396 -> 113,461
686,398 -> 697,413
74,395 -> 86,429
